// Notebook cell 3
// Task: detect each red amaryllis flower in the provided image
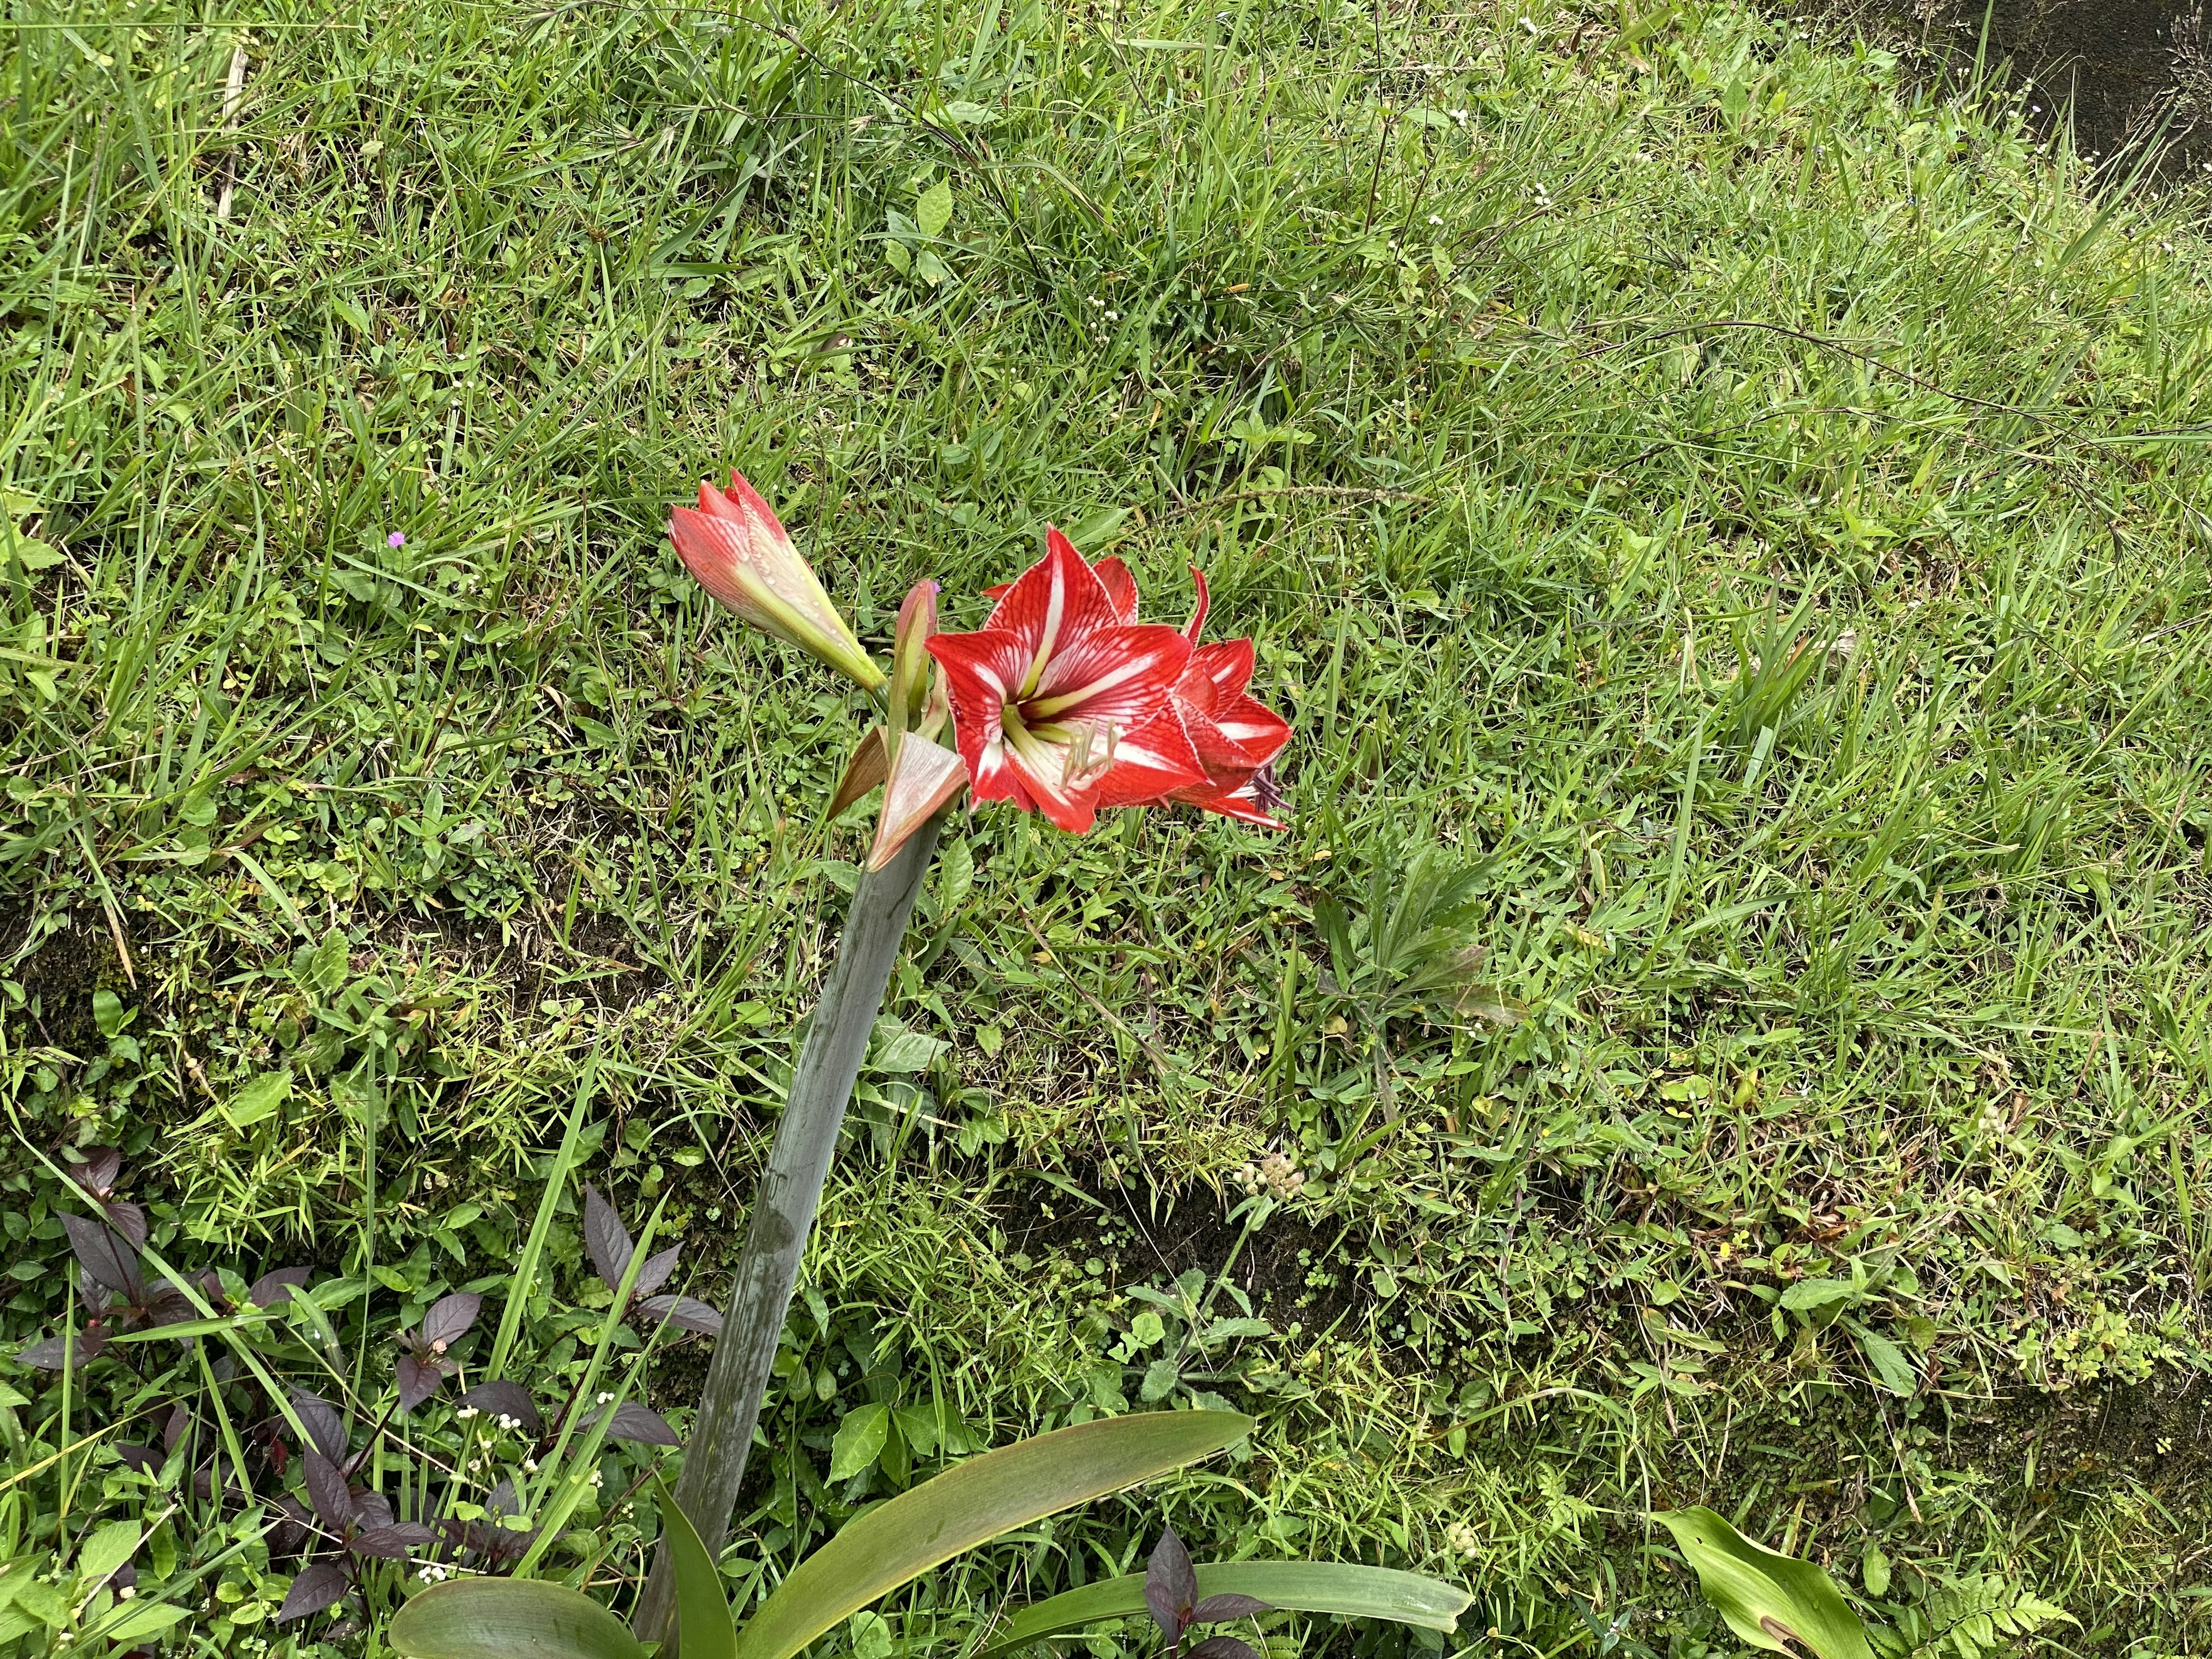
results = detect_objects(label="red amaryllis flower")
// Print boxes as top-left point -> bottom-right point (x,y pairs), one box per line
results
1003,556 -> 1290,828
927,531 -> 1206,834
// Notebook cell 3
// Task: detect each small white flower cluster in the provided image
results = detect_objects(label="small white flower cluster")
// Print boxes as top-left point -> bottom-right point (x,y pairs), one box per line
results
596,1391 -> 615,1406
1450,108 -> 1470,127
420,1563 -> 453,1584
1086,295 -> 1122,342
1235,1150 -> 1305,1202
1444,1520 -> 1480,1560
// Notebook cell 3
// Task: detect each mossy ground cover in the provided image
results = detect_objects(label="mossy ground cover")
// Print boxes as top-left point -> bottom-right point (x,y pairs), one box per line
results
5,0 -> 2212,1650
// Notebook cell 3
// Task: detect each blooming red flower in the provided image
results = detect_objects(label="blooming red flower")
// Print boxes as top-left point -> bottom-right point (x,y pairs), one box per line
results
960,547 -> 1290,830
926,531 -> 1206,834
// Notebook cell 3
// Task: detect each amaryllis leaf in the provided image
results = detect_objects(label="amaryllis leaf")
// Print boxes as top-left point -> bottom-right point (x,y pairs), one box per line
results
631,1245 -> 681,1300
1147,1529 -> 1198,1637
459,1380 -> 541,1432
396,1353 -> 445,1411
388,1578 -> 645,1659
276,1562 -> 350,1624
421,1292 -> 483,1350
637,1294 -> 724,1335
736,1413 -> 1252,1659
62,1212 -> 142,1298
604,1402 -> 681,1446
582,1185 -> 634,1293
304,1448 -> 354,1531
974,1561 -> 1472,1659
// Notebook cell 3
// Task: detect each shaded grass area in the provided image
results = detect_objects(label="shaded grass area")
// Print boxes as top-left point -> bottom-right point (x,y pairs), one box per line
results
5,0 -> 2212,1649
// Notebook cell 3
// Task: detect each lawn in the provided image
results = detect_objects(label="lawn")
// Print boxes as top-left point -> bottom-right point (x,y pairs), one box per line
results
5,0 -> 2212,1651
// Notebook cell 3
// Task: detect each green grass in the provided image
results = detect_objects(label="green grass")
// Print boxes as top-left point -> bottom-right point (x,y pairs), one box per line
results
5,0 -> 2212,1650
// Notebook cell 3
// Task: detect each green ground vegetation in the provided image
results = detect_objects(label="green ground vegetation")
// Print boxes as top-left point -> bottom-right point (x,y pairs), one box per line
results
5,0 -> 2212,1651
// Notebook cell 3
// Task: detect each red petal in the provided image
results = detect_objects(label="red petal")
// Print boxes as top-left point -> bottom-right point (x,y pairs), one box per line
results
983,531 -> 1124,673
1092,703 -> 1207,806
1183,566 -> 1210,642
1094,556 -> 1141,624
1026,623 -> 1192,728
926,630 -> 1031,805
1188,637 -> 1256,698
1168,779 -> 1286,829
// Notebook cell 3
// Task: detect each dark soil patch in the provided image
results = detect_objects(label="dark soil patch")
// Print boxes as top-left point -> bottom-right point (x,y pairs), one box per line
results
1831,0 -> 2212,179
995,1165 -> 1380,1337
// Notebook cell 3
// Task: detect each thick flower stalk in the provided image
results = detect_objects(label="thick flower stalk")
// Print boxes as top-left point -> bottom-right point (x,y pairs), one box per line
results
645,471 -> 1292,1642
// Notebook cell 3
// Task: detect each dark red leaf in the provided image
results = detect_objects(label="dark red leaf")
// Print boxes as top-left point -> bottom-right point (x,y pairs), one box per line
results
582,1184 -> 634,1293
395,1353 -> 444,1411
17,1334 -> 86,1369
114,1442 -> 160,1474
637,1295 -> 724,1335
1187,1637 -> 1260,1659
101,1200 -> 148,1251
275,1562 -> 350,1623
290,1393 -> 348,1463
458,1380 -> 541,1432
70,1146 -> 122,1195
249,1267 -> 313,1308
146,1287 -> 198,1327
163,1403 -> 193,1454
603,1402 -> 680,1446
62,1213 -> 142,1299
355,1490 -> 396,1531
270,1497 -> 313,1556
346,1524 -> 431,1560
420,1291 -> 482,1351
303,1449 -> 354,1531
631,1245 -> 681,1298
1192,1594 -> 1273,1623
1146,1529 -> 1198,1638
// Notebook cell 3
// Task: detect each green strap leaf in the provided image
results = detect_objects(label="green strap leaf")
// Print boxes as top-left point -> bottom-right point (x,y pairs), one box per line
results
975,1560 -> 1472,1658
1653,1508 -> 1876,1659
387,1578 -> 646,1659
655,1479 -> 738,1659
734,1411 -> 1253,1659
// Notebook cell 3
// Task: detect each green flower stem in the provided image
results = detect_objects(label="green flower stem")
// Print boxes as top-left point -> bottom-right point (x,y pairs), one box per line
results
635,814 -> 945,1643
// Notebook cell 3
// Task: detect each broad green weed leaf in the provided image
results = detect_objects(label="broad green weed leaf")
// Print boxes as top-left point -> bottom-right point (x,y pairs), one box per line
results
829,1401 -> 891,1480
1654,1508 -> 1875,1659
1779,1276 -> 1855,1312
76,1522 -> 138,1583
224,1070 -> 293,1130
915,178 -> 952,240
